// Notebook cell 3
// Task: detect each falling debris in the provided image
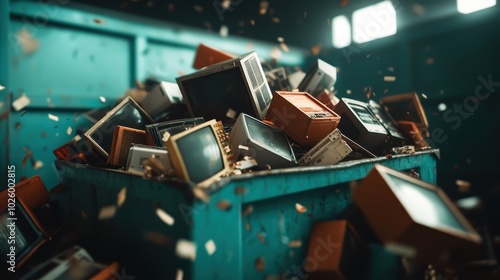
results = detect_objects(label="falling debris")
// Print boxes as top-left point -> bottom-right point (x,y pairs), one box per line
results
168,3 -> 174,11
426,58 -> 434,65
387,66 -> 395,72
259,1 -> 269,15
295,203 -> 307,213
144,231 -> 172,247
234,186 -> 248,195
222,0 -> 231,10
242,205 -> 254,217
412,4 -> 425,16
269,47 -> 282,60
246,222 -> 251,231
280,42 -> 289,53
66,126 -> 73,135
272,17 -> 280,23
94,18 -> 105,25
12,94 -> 31,111
288,240 -> 302,248
219,25 -> 229,37
117,187 -> 126,207
421,93 -> 428,99
0,102 -> 3,109
456,180 -> 471,193
250,19 -> 255,26
364,86 -> 372,99
99,96 -> 106,103
48,114 -> 59,122
216,200 -> 232,211
194,5 -> 203,12
277,37 -> 284,43
226,108 -> 237,119
384,76 -> 396,82
176,269 -> 184,280
33,160 -> 43,170
346,89 -> 352,95
0,85 -> 4,91
205,239 -> 216,256
257,233 -> 265,243
438,103 -> 447,112
255,257 -> 265,272
156,208 -> 175,226
310,44 -> 322,56
98,205 -> 117,220
17,28 -> 40,55
176,239 -> 196,261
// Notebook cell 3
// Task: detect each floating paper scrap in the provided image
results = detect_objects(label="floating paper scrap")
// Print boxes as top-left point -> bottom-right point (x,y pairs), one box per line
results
176,239 -> 196,261
220,25 -> 228,37
48,114 -> 59,122
384,76 -> 396,82
259,1 -> 269,15
33,160 -> 43,170
295,203 -> 307,213
0,85 -> 4,91
456,180 -> 471,193
66,126 -> 72,135
0,102 -> 3,109
280,42 -> 289,53
242,204 -> 254,217
421,93 -> 428,99
226,108 -> 236,119
288,240 -> 302,248
156,208 -> 175,226
269,47 -> 282,60
216,200 -> 232,211
255,257 -> 265,272
222,0 -> 231,10
98,205 -> 116,220
176,269 -> 184,280
117,187 -> 127,207
12,95 -> 31,111
438,103 -> 447,112
205,239 -> 216,256
99,96 -> 106,103
144,231 -> 172,247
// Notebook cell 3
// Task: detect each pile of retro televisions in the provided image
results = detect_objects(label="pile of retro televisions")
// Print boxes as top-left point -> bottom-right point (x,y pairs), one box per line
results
301,164 -> 484,279
0,175 -> 118,279
52,44 -> 431,190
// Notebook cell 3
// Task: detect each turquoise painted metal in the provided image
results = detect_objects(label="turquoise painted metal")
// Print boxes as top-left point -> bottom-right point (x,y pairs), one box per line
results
1,0 -> 307,187
57,150 -> 439,279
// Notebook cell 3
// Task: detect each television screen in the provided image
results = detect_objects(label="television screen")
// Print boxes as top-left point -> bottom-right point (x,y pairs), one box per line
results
179,67 -> 256,121
246,116 -> 294,161
0,201 -> 44,267
175,126 -> 224,183
85,97 -> 153,157
351,104 -> 379,125
379,92 -> 428,134
177,51 -> 272,121
387,174 -> 467,232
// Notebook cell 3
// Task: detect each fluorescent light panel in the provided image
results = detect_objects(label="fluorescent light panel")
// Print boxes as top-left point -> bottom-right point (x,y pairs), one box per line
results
352,1 -> 397,44
332,15 -> 351,48
457,0 -> 496,14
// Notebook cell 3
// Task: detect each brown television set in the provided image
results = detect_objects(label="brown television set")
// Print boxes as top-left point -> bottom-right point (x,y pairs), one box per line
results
353,164 -> 482,264
108,126 -> 148,167
379,92 -> 429,137
164,119 -> 233,189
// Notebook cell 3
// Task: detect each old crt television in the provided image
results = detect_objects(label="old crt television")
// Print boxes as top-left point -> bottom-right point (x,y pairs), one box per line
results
1,199 -> 48,272
353,164 -> 482,264
176,51 -> 272,121
306,220 -> 369,280
379,92 -> 429,137
298,59 -> 337,97
229,113 -> 296,169
165,119 -> 232,188
84,97 -> 154,158
367,100 -> 405,147
141,81 -> 184,119
334,98 -> 388,155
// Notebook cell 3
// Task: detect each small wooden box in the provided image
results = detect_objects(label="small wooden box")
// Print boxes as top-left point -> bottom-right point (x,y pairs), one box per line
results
108,126 -> 148,166
265,91 -> 341,147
